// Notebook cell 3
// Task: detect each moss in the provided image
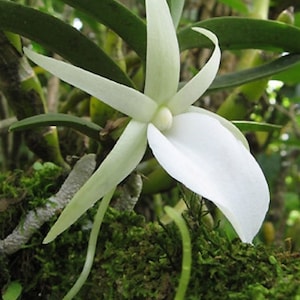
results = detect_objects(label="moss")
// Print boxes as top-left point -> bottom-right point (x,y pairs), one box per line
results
85,198 -> 300,299
0,162 -> 66,291
1,171 -> 300,299
0,161 -> 63,238
87,209 -> 177,300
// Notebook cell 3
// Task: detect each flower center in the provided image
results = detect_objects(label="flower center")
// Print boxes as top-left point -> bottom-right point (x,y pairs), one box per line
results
152,106 -> 173,131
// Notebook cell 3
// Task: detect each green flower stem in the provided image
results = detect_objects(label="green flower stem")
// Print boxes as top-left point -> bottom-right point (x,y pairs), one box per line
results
164,206 -> 192,300
63,188 -> 115,300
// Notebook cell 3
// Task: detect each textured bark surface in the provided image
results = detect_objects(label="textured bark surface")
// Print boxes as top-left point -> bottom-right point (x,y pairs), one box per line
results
0,153 -> 96,255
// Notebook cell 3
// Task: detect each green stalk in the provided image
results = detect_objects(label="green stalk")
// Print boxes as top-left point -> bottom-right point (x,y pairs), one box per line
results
164,206 -> 192,300
249,0 -> 269,19
63,188 -> 115,300
0,31 -> 69,169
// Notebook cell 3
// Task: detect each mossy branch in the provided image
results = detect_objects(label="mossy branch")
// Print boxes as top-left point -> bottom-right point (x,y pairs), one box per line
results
0,154 -> 96,255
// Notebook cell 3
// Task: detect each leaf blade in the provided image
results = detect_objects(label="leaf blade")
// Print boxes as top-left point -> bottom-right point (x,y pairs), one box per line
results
62,0 -> 146,61
178,17 -> 300,53
208,54 -> 300,92
10,113 -> 102,140
0,0 -> 133,86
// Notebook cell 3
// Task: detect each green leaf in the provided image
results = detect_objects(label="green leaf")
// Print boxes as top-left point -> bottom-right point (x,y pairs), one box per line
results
272,62 -> 300,85
0,0 -> 133,86
2,281 -> 22,300
60,5 -> 300,61
178,17 -> 300,53
62,0 -> 146,61
208,54 -> 300,92
167,0 -> 185,28
9,113 -> 102,140
232,121 -> 281,132
2,1 -> 300,91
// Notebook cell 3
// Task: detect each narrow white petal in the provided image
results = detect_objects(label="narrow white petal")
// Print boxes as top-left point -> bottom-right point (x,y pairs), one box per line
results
168,28 -> 221,114
188,106 -> 249,150
148,113 -> 269,243
24,48 -> 157,122
144,0 -> 180,104
44,120 -> 148,242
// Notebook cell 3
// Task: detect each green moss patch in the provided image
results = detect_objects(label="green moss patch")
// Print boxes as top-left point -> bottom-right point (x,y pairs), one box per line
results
1,169 -> 300,299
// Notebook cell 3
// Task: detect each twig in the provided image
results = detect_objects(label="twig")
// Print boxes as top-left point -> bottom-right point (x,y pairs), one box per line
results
113,172 -> 142,211
0,154 -> 96,255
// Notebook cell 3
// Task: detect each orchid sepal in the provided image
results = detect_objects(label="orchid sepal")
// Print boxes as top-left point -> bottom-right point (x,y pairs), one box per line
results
24,48 -> 157,123
144,0 -> 180,104
43,120 -> 147,243
168,28 -> 221,115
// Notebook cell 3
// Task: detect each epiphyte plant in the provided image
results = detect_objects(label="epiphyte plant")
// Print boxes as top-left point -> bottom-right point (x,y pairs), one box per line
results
24,0 -> 269,244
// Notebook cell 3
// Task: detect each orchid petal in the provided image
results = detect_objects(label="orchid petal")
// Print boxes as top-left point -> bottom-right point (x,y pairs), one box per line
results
44,120 -> 148,243
148,113 -> 269,243
188,106 -> 249,150
168,28 -> 221,115
24,48 -> 157,122
144,0 -> 180,104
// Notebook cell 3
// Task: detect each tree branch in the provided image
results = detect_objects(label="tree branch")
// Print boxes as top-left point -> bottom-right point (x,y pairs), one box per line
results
0,154 -> 96,255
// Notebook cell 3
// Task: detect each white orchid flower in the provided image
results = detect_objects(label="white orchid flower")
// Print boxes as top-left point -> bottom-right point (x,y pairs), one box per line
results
25,0 -> 269,243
